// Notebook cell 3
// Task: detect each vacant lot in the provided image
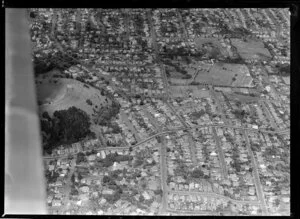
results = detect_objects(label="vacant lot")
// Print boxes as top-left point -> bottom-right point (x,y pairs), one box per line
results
194,62 -> 253,87
231,38 -> 271,60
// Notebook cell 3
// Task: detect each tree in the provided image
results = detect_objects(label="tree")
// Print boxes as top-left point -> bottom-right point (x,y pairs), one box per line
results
134,158 -> 143,167
30,11 -> 37,18
139,194 -> 145,203
70,188 -> 79,196
102,175 -> 111,184
76,152 -> 86,164
154,189 -> 163,196
42,111 -> 51,121
102,159 -> 114,167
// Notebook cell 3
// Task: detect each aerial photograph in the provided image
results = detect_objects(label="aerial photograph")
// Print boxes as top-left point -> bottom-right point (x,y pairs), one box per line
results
27,8 -> 290,215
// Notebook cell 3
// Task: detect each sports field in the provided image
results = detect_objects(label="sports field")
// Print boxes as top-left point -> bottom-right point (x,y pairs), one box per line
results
194,62 -> 253,87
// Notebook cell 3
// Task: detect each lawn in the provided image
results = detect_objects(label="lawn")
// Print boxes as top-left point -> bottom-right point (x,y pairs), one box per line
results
231,38 -> 271,61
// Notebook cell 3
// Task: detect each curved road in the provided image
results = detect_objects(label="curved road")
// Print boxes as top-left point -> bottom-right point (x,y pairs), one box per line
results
43,123 -> 289,160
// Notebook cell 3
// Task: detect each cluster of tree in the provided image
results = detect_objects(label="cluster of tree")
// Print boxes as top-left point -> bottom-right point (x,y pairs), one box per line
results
135,37 -> 148,49
102,175 -> 116,185
86,99 -> 93,106
190,110 -> 206,119
190,168 -> 205,178
102,176 -> 123,204
231,146 -> 244,172
174,161 -> 189,180
110,123 -> 122,134
45,169 -> 60,183
29,11 -> 37,18
166,61 -> 189,76
33,51 -> 79,75
182,74 -> 192,79
232,109 -> 249,120
95,100 -> 121,126
224,56 -> 245,64
76,152 -> 87,164
97,152 -> 133,168
190,81 -> 201,85
40,107 -> 92,154
33,55 -> 57,75
162,46 -> 191,57
153,189 -> 163,196
264,146 -> 278,157
70,187 -> 79,196
133,157 -> 144,167
103,192 -> 121,204
277,63 -> 290,76
250,143 -> 261,152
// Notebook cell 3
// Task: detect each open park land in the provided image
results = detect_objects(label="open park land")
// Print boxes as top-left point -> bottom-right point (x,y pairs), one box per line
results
36,70 -> 111,118
231,38 -> 272,60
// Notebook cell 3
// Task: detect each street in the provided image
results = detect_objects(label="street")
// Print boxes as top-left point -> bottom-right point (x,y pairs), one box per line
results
259,100 -> 278,131
43,123 -> 289,161
212,127 -> 228,180
168,190 -> 261,205
158,135 -> 168,214
242,129 -> 268,215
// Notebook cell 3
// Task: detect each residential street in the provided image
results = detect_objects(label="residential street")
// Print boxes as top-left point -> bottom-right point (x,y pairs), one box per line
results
168,190 -> 261,205
259,100 -> 278,130
208,85 -> 231,126
43,123 -> 289,161
242,129 -> 268,215
158,135 -> 168,214
120,110 -> 142,142
212,127 -> 228,179
60,158 -> 76,212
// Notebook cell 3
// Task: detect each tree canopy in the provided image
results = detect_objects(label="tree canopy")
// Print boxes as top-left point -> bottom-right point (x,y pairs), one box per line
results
41,107 -> 93,153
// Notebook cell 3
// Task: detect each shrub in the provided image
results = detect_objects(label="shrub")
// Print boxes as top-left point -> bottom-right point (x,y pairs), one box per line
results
86,99 -> 93,106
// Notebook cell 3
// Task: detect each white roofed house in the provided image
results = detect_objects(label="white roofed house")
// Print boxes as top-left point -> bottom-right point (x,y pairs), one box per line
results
88,154 -> 96,161
79,186 -> 89,193
52,200 -> 61,207
100,150 -> 106,159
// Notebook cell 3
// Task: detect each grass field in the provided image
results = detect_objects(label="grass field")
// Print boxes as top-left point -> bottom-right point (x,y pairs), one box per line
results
226,92 -> 259,103
169,85 -> 210,98
36,70 -> 111,120
231,38 -> 271,60
194,62 -> 253,87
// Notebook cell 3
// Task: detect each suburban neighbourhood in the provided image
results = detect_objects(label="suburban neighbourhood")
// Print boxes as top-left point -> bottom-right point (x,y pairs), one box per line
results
29,8 -> 290,215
